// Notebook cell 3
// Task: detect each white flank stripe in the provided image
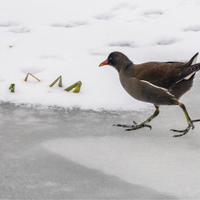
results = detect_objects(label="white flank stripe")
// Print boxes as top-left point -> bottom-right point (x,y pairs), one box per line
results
140,80 -> 175,97
141,80 -> 167,91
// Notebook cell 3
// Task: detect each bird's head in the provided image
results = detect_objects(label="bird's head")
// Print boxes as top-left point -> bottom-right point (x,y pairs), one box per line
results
99,51 -> 132,72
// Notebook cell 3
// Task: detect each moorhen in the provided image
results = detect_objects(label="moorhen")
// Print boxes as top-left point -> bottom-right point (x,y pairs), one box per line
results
99,51 -> 200,137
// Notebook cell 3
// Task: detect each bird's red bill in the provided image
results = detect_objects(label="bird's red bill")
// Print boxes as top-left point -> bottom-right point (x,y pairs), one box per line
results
99,59 -> 108,67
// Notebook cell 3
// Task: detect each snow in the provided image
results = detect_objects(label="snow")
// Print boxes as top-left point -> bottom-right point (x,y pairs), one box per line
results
1,0 -> 200,199
0,0 -> 200,111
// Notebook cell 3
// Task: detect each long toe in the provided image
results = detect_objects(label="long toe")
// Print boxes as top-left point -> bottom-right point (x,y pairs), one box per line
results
171,125 -> 191,137
124,123 -> 152,131
113,123 -> 147,131
113,124 -> 135,128
173,131 -> 188,137
192,119 -> 200,123
142,124 -> 152,130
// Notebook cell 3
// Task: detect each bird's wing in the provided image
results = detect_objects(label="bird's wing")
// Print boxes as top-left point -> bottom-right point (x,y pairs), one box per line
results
131,53 -> 199,89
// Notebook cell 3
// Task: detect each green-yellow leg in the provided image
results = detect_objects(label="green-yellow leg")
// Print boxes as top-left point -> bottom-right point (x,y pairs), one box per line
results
114,105 -> 159,131
171,102 -> 200,137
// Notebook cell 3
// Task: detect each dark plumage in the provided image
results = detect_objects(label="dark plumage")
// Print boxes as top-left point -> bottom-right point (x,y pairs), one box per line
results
99,51 -> 200,137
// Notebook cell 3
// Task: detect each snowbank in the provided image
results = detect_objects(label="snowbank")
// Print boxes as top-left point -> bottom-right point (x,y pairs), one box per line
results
0,0 -> 200,110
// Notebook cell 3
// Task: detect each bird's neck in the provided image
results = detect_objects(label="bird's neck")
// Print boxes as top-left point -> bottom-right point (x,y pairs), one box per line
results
124,62 -> 133,71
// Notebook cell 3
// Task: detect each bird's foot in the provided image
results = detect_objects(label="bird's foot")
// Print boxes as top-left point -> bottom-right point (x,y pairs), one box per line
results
171,120 -> 195,137
171,118 -> 200,137
113,121 -> 152,131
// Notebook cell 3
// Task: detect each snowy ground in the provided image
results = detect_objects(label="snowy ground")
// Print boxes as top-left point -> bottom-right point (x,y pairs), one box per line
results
1,0 -> 200,110
1,0 -> 200,199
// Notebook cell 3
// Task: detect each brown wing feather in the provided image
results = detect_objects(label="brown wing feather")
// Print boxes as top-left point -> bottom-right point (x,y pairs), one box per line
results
126,53 -> 199,89
131,62 -> 183,89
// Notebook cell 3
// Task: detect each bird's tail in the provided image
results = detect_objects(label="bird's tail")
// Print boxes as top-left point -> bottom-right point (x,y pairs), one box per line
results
180,52 -> 200,81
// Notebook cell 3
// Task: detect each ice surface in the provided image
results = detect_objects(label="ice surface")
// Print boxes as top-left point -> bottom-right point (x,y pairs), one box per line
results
43,136 -> 200,198
1,103 -> 200,199
0,103 -> 177,199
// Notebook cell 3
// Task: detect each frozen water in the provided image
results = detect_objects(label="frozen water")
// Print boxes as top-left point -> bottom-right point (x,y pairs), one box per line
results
0,103 -> 177,199
1,98 -> 200,198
